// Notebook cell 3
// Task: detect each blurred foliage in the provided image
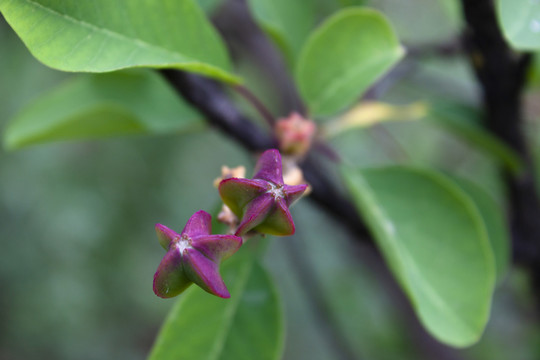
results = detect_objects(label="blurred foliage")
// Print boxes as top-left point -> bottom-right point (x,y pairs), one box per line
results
0,19 -> 250,359
4,70 -> 203,150
2,1 -> 540,359
496,0 -> 540,50
367,0 -> 462,45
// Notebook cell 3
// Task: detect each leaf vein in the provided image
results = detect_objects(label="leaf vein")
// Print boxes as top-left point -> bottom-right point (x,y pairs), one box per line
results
20,0 -> 194,63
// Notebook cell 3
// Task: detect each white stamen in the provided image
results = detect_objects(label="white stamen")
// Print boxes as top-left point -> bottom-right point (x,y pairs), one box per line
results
267,183 -> 285,200
176,235 -> 192,254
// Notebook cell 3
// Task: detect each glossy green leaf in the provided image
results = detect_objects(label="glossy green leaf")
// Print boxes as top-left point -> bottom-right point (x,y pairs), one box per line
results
496,0 -> 540,50
0,0 -> 239,83
247,0 -> 316,65
148,249 -> 284,360
4,69 -> 202,149
342,166 -> 495,347
451,177 -> 511,282
296,7 -> 404,117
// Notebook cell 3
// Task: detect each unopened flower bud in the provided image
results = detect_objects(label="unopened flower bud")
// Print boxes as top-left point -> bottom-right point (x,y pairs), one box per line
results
153,210 -> 242,299
275,112 -> 316,157
218,149 -> 307,237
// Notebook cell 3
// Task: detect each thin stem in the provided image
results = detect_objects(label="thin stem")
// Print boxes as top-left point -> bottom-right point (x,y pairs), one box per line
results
313,140 -> 342,163
161,70 -> 275,151
233,84 -> 277,128
369,124 -> 412,163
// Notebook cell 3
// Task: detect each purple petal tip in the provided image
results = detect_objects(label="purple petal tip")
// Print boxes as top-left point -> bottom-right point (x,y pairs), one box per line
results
155,223 -> 179,250
253,149 -> 283,184
182,210 -> 212,237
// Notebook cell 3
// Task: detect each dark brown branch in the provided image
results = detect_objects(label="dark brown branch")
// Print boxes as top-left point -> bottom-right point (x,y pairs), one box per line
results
211,0 -> 306,116
406,37 -> 464,58
161,70 -> 371,243
460,1 -> 540,292
161,70 -> 274,151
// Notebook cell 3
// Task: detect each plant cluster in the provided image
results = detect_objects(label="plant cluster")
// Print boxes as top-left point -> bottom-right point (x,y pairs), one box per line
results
153,149 -> 307,299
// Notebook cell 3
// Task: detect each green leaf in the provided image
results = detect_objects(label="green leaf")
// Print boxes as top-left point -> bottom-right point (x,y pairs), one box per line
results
338,0 -> 365,6
428,101 -> 524,174
321,99 -> 522,173
496,0 -> 540,50
295,7 -> 404,117
450,177 -> 511,283
247,0 -> 316,65
0,0 -> 240,83
342,166 -> 495,347
148,248 -> 284,360
196,0 -> 223,14
369,0 -> 461,46
4,69 -> 203,149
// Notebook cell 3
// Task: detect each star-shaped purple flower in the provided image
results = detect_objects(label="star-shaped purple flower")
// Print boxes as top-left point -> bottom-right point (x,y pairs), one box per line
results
153,210 -> 242,299
219,149 -> 308,236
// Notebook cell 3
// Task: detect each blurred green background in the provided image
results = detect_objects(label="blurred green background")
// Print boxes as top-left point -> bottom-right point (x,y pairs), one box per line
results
2,1 -> 540,359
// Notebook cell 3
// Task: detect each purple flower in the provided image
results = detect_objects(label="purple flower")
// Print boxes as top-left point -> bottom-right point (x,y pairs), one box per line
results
153,210 -> 242,299
219,149 -> 308,236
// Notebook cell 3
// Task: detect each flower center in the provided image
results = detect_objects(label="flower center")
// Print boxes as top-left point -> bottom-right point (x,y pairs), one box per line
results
176,234 -> 192,254
268,183 -> 285,200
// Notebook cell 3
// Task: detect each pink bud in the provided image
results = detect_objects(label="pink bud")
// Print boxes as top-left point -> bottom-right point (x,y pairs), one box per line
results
275,112 -> 316,157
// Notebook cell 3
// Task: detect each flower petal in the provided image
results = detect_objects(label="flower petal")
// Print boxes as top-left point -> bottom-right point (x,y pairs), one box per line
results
183,248 -> 230,298
153,249 -> 191,298
193,234 -> 243,262
219,178 -> 267,217
235,193 -> 275,236
155,223 -> 179,250
255,198 -> 295,236
284,184 -> 308,206
253,149 -> 284,184
182,210 -> 212,238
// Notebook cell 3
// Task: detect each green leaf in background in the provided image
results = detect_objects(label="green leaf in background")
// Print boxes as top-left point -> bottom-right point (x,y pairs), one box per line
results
322,99 -> 523,173
296,7 -> 404,117
342,166 -> 495,347
496,0 -> 540,50
450,177 -> 511,283
197,0 -> 224,14
338,0 -> 365,6
148,248 -> 284,360
247,0 -> 316,65
0,0 -> 239,83
368,0 -> 461,46
528,53 -> 540,87
4,69 -> 202,149
428,101 -> 524,174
